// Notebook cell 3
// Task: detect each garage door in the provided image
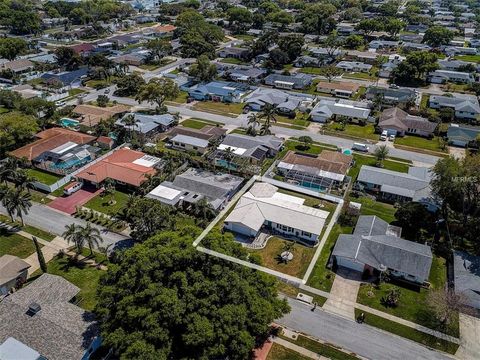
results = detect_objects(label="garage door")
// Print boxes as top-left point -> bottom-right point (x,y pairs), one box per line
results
336,257 -> 365,273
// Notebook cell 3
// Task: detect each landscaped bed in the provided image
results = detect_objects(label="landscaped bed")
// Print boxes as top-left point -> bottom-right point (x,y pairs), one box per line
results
356,256 -> 459,338
248,236 -> 316,278
84,190 -> 130,215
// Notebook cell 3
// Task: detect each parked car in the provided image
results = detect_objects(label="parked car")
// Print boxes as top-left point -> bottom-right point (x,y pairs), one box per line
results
352,142 -> 370,152
388,134 -> 396,141
63,181 -> 82,196
104,88 -> 110,94
55,101 -> 66,107
380,130 -> 388,141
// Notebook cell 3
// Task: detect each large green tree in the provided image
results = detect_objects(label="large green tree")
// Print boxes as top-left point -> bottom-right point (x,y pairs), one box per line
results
0,112 -> 39,156
135,78 -> 179,114
423,26 -> 454,48
95,229 -> 290,359
0,38 -> 28,60
188,55 -> 217,82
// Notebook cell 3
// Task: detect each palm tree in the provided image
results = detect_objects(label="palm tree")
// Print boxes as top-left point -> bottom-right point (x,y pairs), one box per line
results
81,222 -> 104,256
120,114 -> 140,141
0,157 -> 21,184
374,145 -> 389,168
2,188 -> 32,225
258,104 -> 277,135
102,178 -> 116,205
247,112 -> 260,128
223,147 -> 235,173
193,197 -> 216,222
62,224 -> 84,255
13,169 -> 37,192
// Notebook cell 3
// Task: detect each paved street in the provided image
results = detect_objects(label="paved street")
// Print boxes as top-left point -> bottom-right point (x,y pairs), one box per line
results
0,203 -> 131,249
277,297 -> 453,360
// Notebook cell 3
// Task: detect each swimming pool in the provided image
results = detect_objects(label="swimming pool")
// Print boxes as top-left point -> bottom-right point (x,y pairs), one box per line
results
50,156 -> 91,170
343,149 -> 352,155
59,118 -> 80,127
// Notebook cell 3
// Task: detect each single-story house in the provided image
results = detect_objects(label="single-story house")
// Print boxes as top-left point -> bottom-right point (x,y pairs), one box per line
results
277,150 -> 352,190
336,61 -> 372,73
365,87 -> 417,105
332,215 -> 433,284
369,40 -> 400,50
147,168 -> 243,210
438,59 -> 478,71
244,88 -> 312,115
215,134 -> 283,166
218,46 -> 250,60
428,70 -> 475,84
447,124 -> 480,147
0,274 -> 101,360
378,107 -> 437,137
357,165 -> 435,207
166,124 -> 227,152
310,99 -> 371,123
453,251 -> 480,310
70,43 -> 95,56
309,47 -> 345,61
41,67 -> 89,88
294,55 -> 321,68
0,255 -> 30,296
186,81 -> 250,103
264,73 -> 313,90
444,46 -> 478,56
344,50 -> 379,64
169,134 -> 210,154
76,148 -> 162,188
1,59 -> 34,74
224,182 -> 329,245
115,113 -> 176,136
429,94 -> 480,120
226,67 -> 266,83
401,42 -> 431,51
316,81 -> 360,98
72,104 -> 130,126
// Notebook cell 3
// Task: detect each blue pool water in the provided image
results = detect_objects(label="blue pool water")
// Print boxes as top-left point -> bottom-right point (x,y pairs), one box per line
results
300,182 -> 327,192
50,156 -> 91,170
343,149 -> 352,155
59,118 -> 80,127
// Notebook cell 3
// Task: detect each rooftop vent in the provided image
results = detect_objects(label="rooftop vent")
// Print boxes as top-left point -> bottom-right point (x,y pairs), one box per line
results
26,302 -> 41,316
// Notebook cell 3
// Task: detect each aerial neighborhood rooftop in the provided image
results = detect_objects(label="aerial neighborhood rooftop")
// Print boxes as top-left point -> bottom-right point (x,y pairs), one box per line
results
0,0 -> 479,358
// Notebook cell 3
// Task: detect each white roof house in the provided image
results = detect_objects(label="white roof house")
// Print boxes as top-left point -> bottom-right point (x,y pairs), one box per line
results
224,183 -> 329,245
310,99 -> 371,123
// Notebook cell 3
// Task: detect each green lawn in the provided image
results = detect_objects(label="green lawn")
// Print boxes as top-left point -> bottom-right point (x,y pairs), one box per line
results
0,107 -> 9,114
84,190 -> 130,215
266,343 -> 310,360
180,118 -> 221,129
357,256 -> 459,337
352,86 -> 366,100
395,136 -> 446,152
68,88 -> 86,97
279,333 -> 360,360
355,196 -> 397,223
325,123 -> 378,141
420,94 -> 429,109
193,101 -> 245,116
219,58 -> 249,65
0,228 -> 38,258
299,67 -> 325,75
23,224 -> 56,241
275,113 -> 310,128
167,90 -> 188,104
276,189 -> 336,211
279,139 -> 337,158
453,54 -> 480,63
26,168 -> 62,185
348,154 -> 410,181
248,236 -> 316,278
355,309 -> 459,354
307,224 -> 353,292
36,253 -> 106,310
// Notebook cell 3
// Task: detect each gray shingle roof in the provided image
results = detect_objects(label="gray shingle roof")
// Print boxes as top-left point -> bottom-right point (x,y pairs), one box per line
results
0,274 -> 99,360
454,251 -> 480,309
170,134 -> 209,148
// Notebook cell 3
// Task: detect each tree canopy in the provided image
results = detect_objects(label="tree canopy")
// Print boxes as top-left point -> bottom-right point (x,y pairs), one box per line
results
96,229 -> 289,359
422,26 -> 454,48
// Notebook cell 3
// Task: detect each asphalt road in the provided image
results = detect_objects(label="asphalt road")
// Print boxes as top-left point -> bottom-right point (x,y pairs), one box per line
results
0,203 -> 131,249
277,298 -> 453,360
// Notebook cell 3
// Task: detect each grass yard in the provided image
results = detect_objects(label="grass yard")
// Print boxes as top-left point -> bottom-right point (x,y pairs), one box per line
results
355,309 -> 459,354
348,154 -> 410,181
23,224 -> 56,241
168,90 -> 188,104
36,253 -> 106,310
277,189 -> 337,212
180,118 -> 221,129
68,88 -> 86,97
279,333 -> 360,360
453,54 -> 480,63
193,101 -> 245,116
26,168 -> 61,185
352,86 -> 367,100
395,136 -> 446,152
249,237 -> 316,278
307,224 -> 352,292
0,228 -> 39,258
279,139 -> 337,158
325,123 -> 378,141
219,58 -> 249,65
84,190 -> 130,215
355,196 -> 397,223
357,256 -> 459,337
299,67 -> 325,75
343,68 -> 378,81
266,343 -> 310,360
420,94 -> 429,109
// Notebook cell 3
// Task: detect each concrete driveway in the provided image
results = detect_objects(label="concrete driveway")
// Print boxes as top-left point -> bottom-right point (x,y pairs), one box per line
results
323,267 -> 361,320
456,313 -> 480,360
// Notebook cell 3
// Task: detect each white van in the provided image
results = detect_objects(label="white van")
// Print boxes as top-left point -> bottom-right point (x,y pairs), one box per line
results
352,143 -> 369,152
63,181 -> 82,196
380,130 -> 388,141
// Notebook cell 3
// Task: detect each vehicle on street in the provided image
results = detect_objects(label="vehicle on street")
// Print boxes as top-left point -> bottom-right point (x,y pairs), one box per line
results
55,101 -> 66,107
352,142 -> 370,152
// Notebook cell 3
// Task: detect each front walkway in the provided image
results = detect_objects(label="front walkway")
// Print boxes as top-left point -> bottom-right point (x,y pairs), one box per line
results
456,313 -> 480,359
322,267 -> 361,320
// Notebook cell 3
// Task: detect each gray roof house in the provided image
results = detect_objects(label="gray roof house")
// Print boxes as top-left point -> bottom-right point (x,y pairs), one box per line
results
147,168 -> 243,210
116,113 -> 176,135
365,86 -> 417,105
0,274 -> 100,360
369,40 -> 400,49
378,107 -> 437,137
428,69 -> 475,84
429,93 -> 480,121
0,255 -> 30,297
332,215 -> 433,284
447,124 -> 480,147
264,73 -> 312,90
227,67 -> 266,83
438,59 -> 478,71
310,99 -> 371,123
356,165 -> 436,208
244,88 -> 312,114
453,251 -> 480,310
336,61 -> 372,73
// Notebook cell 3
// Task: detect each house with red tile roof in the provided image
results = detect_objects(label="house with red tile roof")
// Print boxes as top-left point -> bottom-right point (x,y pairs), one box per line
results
76,148 -> 163,188
70,43 -> 95,56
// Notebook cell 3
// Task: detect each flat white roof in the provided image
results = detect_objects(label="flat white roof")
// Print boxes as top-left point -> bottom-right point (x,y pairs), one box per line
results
218,144 -> 246,155
132,154 -> 161,168
50,141 -> 78,154
148,184 -> 182,200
